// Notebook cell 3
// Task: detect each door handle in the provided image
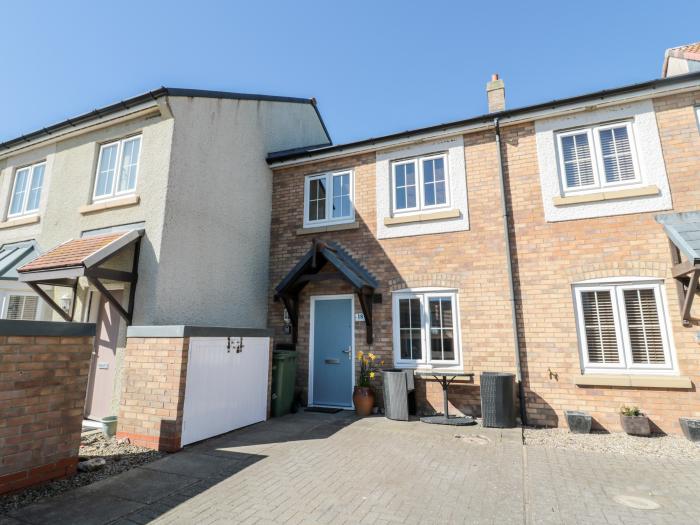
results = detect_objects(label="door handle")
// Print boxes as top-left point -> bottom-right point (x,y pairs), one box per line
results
342,346 -> 352,359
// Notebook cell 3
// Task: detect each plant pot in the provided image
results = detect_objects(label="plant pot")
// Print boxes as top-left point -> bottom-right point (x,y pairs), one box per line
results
564,410 -> 592,434
620,414 -> 650,436
101,416 -> 118,438
353,386 -> 375,417
679,417 -> 700,442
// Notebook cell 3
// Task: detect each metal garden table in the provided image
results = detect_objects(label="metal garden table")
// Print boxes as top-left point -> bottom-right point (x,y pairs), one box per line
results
413,370 -> 476,426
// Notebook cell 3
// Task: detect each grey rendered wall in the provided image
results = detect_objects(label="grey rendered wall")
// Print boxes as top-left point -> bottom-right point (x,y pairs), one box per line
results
151,97 -> 328,327
0,110 -> 175,325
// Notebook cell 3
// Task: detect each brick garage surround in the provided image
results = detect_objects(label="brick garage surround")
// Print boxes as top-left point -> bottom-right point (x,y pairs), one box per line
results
117,337 -> 189,452
269,90 -> 700,434
0,328 -> 94,495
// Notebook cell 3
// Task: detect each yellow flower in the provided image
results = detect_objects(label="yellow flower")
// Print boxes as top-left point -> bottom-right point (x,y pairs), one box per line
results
357,350 -> 364,360
381,360 -> 385,366
368,353 -> 376,361
369,371 -> 375,379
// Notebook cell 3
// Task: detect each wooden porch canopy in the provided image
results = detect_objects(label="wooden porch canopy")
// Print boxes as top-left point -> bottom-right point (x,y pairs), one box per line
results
17,230 -> 142,323
657,212 -> 700,325
275,239 -> 379,344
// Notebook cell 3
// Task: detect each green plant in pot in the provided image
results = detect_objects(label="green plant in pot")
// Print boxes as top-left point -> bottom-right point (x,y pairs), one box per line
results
353,351 -> 382,416
619,405 -> 651,436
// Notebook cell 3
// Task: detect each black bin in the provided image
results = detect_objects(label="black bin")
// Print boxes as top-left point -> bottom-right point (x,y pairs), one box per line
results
480,372 -> 516,428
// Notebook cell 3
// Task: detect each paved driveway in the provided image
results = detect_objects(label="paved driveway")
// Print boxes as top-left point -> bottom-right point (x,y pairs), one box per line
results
4,412 -> 700,524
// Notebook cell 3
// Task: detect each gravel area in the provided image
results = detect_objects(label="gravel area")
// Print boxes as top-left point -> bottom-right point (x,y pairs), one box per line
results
0,431 -> 165,515
524,427 -> 700,459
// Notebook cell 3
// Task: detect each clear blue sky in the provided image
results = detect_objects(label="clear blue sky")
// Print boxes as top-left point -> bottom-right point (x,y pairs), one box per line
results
1,1 -> 698,145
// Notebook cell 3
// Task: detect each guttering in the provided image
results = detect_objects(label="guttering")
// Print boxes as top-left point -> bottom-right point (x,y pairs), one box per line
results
0,86 -> 329,156
268,71 -> 700,168
494,116 -> 527,426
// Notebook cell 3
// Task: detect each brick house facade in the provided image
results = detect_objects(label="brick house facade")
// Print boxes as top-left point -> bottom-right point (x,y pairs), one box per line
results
267,77 -> 700,434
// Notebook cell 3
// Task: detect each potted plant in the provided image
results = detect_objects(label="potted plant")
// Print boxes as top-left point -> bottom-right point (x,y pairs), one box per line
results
353,351 -> 381,417
679,417 -> 700,442
619,405 -> 650,436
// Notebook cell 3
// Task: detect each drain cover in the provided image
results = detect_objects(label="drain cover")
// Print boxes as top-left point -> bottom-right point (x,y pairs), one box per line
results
454,434 -> 491,445
613,495 -> 661,510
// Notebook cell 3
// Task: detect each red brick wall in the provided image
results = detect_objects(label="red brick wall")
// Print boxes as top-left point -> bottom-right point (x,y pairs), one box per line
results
0,334 -> 93,494
117,337 -> 188,452
500,91 -> 700,433
269,90 -> 700,434
269,140 -> 516,417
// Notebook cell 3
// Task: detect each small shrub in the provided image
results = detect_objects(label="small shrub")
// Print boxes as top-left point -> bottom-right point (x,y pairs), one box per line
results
620,405 -> 642,417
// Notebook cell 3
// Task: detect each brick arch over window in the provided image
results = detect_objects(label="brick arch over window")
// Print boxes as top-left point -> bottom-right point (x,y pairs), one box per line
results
565,261 -> 670,284
387,273 -> 462,291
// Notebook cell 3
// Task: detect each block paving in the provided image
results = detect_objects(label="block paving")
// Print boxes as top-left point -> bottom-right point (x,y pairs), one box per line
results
5,412 -> 700,524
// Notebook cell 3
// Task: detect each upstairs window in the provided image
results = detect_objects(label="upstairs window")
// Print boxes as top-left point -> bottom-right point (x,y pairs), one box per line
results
391,153 -> 448,214
303,169 -> 354,227
557,122 -> 640,193
9,162 -> 45,218
393,290 -> 460,368
574,281 -> 674,373
94,135 -> 142,200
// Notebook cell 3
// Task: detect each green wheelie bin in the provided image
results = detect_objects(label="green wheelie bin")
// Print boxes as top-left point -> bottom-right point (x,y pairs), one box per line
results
270,350 -> 298,417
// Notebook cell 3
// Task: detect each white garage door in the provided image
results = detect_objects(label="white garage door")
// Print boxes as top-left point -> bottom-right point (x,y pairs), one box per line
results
181,336 -> 270,446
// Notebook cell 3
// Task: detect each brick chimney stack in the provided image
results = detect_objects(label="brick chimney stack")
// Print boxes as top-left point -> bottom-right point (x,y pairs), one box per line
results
486,73 -> 505,113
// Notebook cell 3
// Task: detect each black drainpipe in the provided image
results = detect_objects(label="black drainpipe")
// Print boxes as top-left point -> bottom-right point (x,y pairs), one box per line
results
493,117 -> 527,426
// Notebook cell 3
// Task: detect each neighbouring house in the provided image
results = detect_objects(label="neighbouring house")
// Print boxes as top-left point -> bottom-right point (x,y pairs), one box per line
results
0,88 -> 329,447
266,46 -> 700,434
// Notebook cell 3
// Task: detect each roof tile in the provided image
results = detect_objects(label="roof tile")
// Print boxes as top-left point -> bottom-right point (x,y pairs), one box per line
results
19,232 -> 126,273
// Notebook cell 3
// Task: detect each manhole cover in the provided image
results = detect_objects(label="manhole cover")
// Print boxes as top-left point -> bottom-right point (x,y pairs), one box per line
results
454,434 -> 491,445
613,495 -> 661,510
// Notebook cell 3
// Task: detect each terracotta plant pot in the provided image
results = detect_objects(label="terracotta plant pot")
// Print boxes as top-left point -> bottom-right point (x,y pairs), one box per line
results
620,414 -> 650,436
353,386 -> 375,417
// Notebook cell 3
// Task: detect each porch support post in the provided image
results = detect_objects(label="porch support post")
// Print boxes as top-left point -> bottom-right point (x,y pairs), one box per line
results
88,277 -> 131,324
126,239 -> 141,322
27,282 -> 72,322
356,287 -> 373,345
681,269 -> 700,324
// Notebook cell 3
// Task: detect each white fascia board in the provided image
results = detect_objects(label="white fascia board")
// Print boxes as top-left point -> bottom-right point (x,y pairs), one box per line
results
82,229 -> 143,269
269,78 -> 700,169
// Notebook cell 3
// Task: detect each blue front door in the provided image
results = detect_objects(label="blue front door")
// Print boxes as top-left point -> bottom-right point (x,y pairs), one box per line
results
312,297 -> 353,407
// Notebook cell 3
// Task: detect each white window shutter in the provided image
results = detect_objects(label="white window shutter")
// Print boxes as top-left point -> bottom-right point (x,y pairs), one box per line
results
581,290 -> 620,364
623,289 -> 665,364
561,133 -> 595,188
599,126 -> 636,184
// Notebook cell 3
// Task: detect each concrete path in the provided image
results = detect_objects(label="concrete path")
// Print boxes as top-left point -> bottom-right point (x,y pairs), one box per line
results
4,412 -> 700,524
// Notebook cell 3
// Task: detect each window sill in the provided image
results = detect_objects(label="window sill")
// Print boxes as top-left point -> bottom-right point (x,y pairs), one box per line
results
384,208 -> 460,226
79,195 -> 140,215
553,185 -> 659,206
0,215 -> 40,229
296,221 -> 359,236
574,374 -> 692,389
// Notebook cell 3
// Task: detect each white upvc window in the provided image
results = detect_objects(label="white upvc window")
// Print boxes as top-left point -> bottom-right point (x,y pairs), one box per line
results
3,294 -> 39,320
573,280 -> 675,374
392,290 -> 460,368
391,153 -> 449,214
8,162 -> 45,218
303,169 -> 354,227
557,121 -> 640,194
93,135 -> 142,200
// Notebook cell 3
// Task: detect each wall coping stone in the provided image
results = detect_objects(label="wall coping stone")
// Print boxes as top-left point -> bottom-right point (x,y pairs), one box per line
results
127,325 -> 273,338
0,320 -> 95,336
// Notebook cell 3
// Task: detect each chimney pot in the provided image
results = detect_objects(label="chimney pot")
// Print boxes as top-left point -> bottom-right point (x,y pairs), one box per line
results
486,74 -> 505,113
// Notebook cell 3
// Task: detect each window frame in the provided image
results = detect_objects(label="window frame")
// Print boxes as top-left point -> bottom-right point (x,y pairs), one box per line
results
391,152 -> 450,215
556,121 -> 641,195
92,135 -> 142,202
2,292 -> 40,321
573,280 -> 675,374
7,161 -> 46,219
392,289 -> 461,369
302,169 -> 354,228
